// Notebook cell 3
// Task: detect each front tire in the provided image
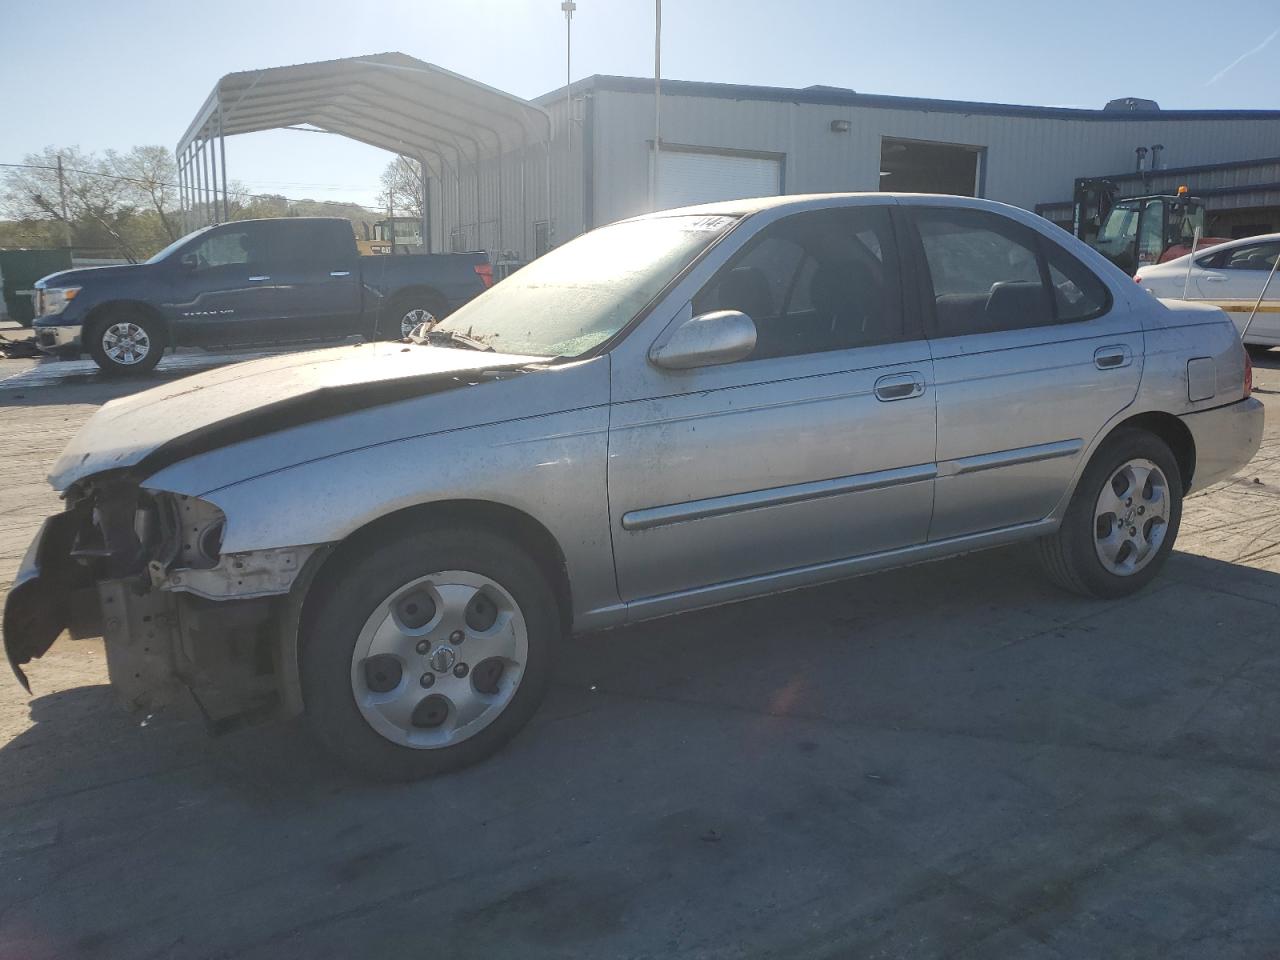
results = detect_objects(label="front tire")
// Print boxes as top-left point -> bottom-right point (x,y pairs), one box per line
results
87,308 -> 164,376
300,525 -> 558,780
1037,428 -> 1182,598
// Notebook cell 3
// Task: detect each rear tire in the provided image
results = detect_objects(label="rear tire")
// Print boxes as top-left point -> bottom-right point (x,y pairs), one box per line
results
378,292 -> 448,341
1037,428 -> 1182,599
301,524 -> 558,780
87,307 -> 164,377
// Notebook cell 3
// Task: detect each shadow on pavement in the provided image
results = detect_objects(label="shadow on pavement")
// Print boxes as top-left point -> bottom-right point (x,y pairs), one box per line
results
1,546 -> 1278,958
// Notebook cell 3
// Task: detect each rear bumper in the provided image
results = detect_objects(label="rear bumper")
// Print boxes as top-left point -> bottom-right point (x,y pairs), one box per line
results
1181,396 -> 1265,494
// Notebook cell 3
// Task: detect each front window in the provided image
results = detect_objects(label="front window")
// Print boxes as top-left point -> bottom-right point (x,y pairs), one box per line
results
1096,201 -> 1141,244
431,214 -> 737,358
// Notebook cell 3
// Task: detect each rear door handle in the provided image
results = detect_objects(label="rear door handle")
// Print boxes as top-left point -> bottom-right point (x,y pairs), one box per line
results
248,275 -> 271,282
330,270 -> 351,277
1094,345 -> 1132,370
1203,274 -> 1228,282
874,372 -> 925,401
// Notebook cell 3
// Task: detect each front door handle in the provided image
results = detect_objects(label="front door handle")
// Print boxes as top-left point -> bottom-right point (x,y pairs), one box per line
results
874,372 -> 925,401
1203,274 -> 1228,282
248,275 -> 271,282
330,270 -> 351,277
1094,345 -> 1132,370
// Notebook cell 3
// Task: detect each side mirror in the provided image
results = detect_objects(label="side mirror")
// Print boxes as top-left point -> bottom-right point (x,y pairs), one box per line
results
650,310 -> 757,370
179,252 -> 198,271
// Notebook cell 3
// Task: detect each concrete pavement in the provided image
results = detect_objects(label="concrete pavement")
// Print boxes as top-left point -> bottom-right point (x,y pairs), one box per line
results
0,354 -> 1277,959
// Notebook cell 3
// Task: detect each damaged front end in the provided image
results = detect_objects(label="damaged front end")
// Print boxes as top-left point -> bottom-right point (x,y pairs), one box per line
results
3,476 -> 319,730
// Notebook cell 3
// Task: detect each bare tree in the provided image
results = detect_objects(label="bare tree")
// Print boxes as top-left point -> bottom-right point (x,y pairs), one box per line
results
377,156 -> 423,220
105,145 -> 180,242
1,146 -> 142,260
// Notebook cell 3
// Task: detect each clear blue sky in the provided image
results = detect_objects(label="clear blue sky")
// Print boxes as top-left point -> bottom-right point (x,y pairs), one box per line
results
2,0 -> 1277,208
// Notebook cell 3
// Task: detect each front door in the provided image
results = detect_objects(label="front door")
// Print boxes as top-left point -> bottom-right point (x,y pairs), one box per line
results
901,202 -> 1142,541
607,204 -> 937,603
165,224 -> 276,345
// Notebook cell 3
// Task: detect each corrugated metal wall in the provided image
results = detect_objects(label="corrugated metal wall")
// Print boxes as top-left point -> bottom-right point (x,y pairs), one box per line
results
427,95 -> 582,261
589,88 -> 1280,230
427,84 -> 1280,255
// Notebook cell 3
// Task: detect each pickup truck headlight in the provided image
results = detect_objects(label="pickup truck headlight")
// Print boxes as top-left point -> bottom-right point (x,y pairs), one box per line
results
37,286 -> 81,317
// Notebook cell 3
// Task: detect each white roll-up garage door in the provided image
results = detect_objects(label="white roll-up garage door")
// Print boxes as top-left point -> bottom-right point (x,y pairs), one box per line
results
655,150 -> 781,211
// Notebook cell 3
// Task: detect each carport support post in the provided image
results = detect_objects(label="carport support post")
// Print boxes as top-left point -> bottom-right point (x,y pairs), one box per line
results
419,156 -> 430,254
203,136 -> 213,226
193,141 -> 203,227
219,108 -> 229,222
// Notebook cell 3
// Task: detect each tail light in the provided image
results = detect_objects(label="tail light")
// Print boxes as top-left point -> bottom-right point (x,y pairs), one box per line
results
473,263 -> 494,288
1244,349 -> 1253,398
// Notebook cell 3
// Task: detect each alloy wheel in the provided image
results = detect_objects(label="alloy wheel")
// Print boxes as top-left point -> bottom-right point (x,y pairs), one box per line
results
400,308 -> 437,338
1093,457 -> 1171,576
101,322 -> 152,365
349,570 -> 528,748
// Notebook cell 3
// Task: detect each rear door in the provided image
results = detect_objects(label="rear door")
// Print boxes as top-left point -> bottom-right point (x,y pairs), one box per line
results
262,220 -> 362,341
164,223 -> 276,345
901,202 -> 1141,541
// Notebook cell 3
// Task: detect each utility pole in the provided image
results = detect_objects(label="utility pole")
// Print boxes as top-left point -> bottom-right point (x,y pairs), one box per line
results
653,0 -> 662,211
55,153 -> 72,249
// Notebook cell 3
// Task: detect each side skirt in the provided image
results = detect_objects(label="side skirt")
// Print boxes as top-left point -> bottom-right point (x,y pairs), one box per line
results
573,518 -> 1059,631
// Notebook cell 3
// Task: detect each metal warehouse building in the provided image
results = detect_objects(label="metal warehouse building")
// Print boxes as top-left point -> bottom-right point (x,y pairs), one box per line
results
179,54 -> 1280,260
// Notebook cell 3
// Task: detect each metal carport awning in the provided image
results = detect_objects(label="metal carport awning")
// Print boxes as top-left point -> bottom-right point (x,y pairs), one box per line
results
176,52 -> 552,255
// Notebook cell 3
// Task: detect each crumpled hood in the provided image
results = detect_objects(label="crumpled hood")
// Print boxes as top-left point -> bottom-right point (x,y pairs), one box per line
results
49,343 -> 543,490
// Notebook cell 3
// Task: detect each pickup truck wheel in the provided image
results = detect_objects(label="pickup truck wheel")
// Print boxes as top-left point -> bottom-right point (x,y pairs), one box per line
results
1037,428 -> 1182,599
87,309 -> 164,376
301,525 -> 557,780
380,293 -> 448,340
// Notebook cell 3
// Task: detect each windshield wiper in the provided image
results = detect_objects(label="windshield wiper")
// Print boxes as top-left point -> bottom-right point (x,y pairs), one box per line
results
413,328 -> 495,352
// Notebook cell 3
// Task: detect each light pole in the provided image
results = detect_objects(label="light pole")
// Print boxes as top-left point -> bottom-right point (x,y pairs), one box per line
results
561,0 -> 576,160
652,0 -> 662,211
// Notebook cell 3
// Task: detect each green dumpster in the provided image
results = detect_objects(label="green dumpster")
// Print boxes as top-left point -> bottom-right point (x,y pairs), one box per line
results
0,249 -> 73,326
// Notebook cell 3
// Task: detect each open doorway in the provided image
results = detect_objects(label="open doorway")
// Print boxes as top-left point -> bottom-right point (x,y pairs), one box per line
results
879,137 -> 983,196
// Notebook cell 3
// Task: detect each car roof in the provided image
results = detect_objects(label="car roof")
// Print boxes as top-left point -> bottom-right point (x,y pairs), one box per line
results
629,192 -> 1031,220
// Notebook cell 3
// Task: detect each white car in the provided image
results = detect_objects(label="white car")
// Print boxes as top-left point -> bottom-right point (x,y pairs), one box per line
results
1137,233 -> 1280,352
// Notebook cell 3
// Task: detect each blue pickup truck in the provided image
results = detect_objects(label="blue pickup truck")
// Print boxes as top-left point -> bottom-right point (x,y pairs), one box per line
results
31,217 -> 492,375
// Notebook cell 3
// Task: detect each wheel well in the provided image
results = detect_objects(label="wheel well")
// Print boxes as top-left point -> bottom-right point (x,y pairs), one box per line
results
300,500 -> 572,635
388,286 -> 448,315
1106,411 -> 1196,492
83,300 -> 170,345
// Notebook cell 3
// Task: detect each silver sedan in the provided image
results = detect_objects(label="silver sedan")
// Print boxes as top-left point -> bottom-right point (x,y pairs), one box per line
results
3,194 -> 1264,779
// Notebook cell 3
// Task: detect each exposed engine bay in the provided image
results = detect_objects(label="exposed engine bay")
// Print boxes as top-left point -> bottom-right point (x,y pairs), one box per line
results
4,475 -> 320,731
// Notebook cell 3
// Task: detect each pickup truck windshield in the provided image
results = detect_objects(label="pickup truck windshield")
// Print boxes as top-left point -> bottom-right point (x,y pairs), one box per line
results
145,226 -> 214,264
432,214 -> 738,358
